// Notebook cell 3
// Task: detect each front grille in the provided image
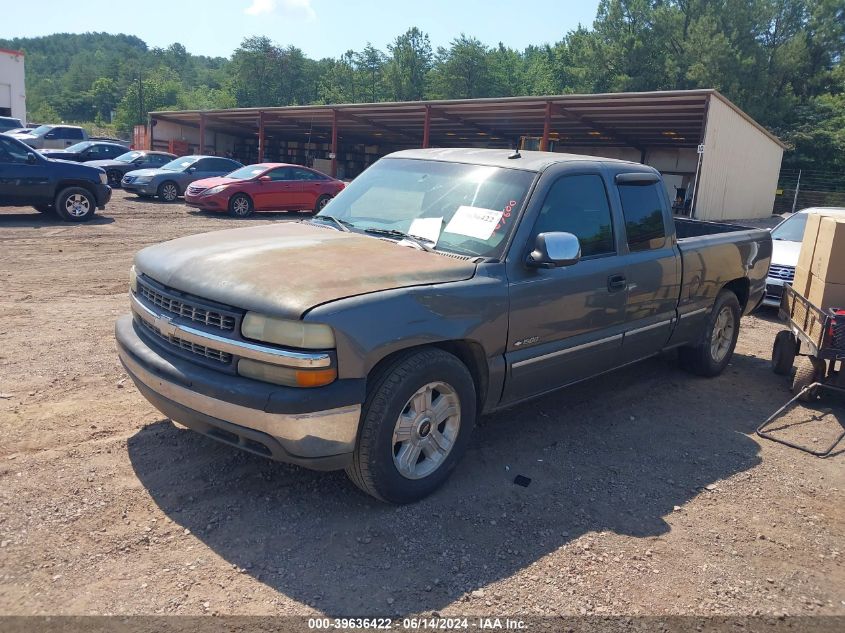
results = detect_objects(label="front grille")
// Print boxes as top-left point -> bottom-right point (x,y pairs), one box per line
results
139,317 -> 232,365
186,185 -> 206,195
137,279 -> 236,331
768,265 -> 795,281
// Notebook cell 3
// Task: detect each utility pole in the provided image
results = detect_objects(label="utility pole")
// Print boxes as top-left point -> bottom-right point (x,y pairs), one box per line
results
791,169 -> 802,214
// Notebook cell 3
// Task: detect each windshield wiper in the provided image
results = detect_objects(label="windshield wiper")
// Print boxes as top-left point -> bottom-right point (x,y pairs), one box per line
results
363,228 -> 435,252
312,215 -> 352,232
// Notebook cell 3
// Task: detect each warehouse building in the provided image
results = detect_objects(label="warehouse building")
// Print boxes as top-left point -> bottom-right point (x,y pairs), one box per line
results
0,47 -> 26,123
148,89 -> 785,221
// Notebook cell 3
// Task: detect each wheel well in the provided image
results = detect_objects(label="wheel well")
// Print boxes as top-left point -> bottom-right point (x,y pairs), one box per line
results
722,278 -> 750,311
55,181 -> 97,201
230,191 -> 252,205
160,180 -> 180,194
367,341 -> 488,413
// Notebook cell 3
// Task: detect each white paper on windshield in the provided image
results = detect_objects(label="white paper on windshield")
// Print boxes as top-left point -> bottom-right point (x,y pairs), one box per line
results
443,206 -> 503,241
408,217 -> 443,245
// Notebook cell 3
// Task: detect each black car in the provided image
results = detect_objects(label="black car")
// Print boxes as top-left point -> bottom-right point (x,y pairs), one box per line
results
40,141 -> 129,164
0,134 -> 111,222
86,150 -> 177,188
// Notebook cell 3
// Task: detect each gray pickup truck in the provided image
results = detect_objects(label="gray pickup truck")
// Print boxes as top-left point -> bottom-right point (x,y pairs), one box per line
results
116,149 -> 772,503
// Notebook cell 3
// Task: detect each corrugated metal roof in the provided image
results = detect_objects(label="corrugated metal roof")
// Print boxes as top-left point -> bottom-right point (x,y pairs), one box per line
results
151,89 -> 786,150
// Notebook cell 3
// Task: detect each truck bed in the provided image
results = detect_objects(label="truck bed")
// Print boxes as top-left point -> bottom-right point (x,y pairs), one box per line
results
673,216 -> 772,316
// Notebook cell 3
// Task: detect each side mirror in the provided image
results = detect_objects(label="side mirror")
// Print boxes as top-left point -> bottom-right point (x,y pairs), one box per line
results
26,152 -> 38,165
526,232 -> 581,269
258,175 -> 271,182
186,167 -> 196,174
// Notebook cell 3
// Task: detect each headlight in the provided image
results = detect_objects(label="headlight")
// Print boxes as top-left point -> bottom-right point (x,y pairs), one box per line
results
241,313 -> 335,349
203,185 -> 227,195
238,358 -> 337,388
129,266 -> 137,293
134,176 -> 152,184
99,172 -> 108,185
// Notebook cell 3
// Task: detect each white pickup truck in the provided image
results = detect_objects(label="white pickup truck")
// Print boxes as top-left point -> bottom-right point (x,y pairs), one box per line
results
8,124 -> 88,149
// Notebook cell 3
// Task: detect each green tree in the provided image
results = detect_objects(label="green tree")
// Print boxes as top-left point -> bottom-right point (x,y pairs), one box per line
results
429,35 -> 491,99
385,27 -> 432,100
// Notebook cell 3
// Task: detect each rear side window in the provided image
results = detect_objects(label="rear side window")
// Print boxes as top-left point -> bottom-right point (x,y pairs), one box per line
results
61,127 -> 84,140
618,182 -> 667,251
532,174 -> 615,257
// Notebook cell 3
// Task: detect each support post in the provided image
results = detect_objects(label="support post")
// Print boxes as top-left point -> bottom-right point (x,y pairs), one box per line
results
258,111 -> 265,163
331,109 -> 338,178
198,114 -> 206,155
791,169 -> 802,214
423,105 -> 431,148
541,101 -> 551,151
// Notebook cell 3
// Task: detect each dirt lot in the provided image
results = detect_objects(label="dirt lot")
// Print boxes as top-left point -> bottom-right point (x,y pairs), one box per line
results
0,192 -> 843,618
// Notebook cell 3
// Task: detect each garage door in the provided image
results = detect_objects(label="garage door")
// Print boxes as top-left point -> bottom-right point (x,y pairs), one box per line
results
0,83 -> 10,109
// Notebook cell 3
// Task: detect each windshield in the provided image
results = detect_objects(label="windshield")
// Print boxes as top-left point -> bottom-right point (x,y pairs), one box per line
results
65,141 -> 93,152
161,156 -> 200,171
316,158 -> 535,259
115,151 -> 143,163
224,165 -> 266,180
771,213 -> 808,242
30,125 -> 53,136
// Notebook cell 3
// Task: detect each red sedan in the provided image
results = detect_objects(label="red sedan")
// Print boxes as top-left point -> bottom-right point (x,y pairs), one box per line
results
184,163 -> 345,217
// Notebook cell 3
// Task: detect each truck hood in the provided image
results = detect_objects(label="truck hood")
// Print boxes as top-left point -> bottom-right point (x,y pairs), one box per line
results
134,222 -> 477,319
771,239 -> 802,268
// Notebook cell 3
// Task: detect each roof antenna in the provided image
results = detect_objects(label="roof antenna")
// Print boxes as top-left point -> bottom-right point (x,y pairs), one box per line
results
508,140 -> 521,160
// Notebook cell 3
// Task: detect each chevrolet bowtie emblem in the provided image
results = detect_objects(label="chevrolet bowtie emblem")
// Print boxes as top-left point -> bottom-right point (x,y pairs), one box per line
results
154,314 -> 178,338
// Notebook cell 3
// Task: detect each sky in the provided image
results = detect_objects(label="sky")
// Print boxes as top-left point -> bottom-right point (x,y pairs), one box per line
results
3,0 -> 601,59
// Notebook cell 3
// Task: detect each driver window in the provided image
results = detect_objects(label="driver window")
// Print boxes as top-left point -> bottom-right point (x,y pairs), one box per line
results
0,137 -> 31,163
268,168 -> 293,181
533,174 -> 615,258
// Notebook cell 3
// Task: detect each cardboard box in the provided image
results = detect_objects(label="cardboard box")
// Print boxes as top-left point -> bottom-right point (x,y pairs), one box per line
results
796,212 -> 826,272
807,274 -> 845,311
792,265 -> 812,296
811,216 -> 845,284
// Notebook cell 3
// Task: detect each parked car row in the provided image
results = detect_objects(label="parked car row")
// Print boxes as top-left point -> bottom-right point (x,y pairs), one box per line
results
1,127 -> 344,221
120,156 -> 345,215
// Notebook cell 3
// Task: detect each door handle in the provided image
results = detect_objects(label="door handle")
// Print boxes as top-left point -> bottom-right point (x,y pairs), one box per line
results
607,274 -> 627,292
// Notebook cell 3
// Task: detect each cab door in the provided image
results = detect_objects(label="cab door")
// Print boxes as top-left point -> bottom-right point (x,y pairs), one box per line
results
503,172 -> 628,403
0,136 -> 50,205
611,172 -> 682,362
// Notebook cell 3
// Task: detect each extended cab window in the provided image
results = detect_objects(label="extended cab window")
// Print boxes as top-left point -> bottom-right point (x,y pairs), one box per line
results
618,182 -> 667,251
532,174 -> 614,257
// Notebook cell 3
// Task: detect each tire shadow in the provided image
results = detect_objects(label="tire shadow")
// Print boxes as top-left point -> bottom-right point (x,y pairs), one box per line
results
127,345 -> 774,616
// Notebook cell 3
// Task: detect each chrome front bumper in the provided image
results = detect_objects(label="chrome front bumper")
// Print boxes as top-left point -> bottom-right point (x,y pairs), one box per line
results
116,316 -> 362,470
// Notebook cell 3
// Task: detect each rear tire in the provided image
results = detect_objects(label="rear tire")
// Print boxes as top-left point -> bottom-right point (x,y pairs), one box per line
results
792,356 -> 823,401
54,187 -> 96,222
228,193 -> 254,217
346,348 -> 476,504
772,330 -> 797,375
679,290 -> 741,377
314,194 -> 332,213
157,181 -> 179,202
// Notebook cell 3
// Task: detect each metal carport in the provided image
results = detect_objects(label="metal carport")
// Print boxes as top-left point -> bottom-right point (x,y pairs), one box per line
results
148,89 -> 785,221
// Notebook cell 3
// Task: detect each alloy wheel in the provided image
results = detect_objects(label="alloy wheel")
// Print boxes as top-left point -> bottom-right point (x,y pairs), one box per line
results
65,193 -> 91,218
710,305 -> 735,363
392,381 -> 461,480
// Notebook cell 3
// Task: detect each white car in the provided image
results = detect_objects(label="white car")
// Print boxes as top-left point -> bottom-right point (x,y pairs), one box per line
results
762,206 -> 845,307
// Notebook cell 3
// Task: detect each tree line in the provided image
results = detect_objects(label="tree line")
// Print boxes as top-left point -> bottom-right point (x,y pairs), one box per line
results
1,0 -> 842,170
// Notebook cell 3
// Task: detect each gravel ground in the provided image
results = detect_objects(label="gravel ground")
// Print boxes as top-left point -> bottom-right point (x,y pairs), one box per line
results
0,193 -> 842,617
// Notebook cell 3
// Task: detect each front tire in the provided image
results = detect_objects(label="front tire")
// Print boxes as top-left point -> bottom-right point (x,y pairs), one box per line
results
157,181 -> 179,202
346,348 -> 476,504
679,290 -> 741,377
314,194 -> 332,213
228,193 -> 254,217
54,187 -> 96,222
772,330 -> 798,375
